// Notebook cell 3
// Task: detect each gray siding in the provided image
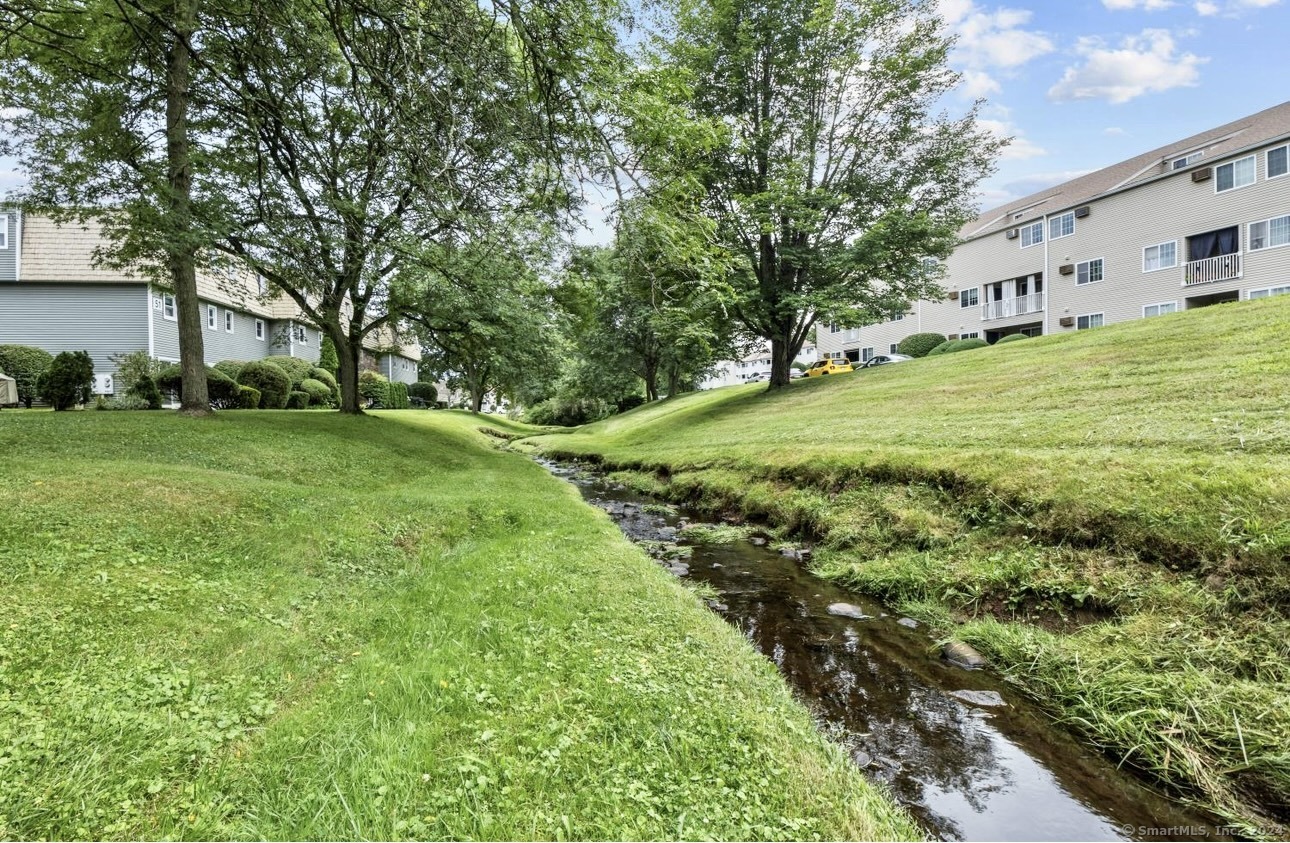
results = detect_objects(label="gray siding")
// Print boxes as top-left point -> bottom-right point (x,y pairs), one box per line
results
266,320 -> 320,362
0,212 -> 16,281
153,298 -> 278,363
0,283 -> 149,379
381,353 -> 418,384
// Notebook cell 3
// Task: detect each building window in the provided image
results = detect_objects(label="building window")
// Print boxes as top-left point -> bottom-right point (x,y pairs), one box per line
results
1143,241 -> 1178,272
1268,145 -> 1288,180
294,325 -> 307,344
225,310 -> 234,333
1249,215 -> 1290,251
1076,313 -> 1104,330
960,331 -> 980,339
861,347 -> 874,363
1020,221 -> 1044,248
0,214 -> 9,249
1171,151 -> 1204,171
890,311 -> 905,321
1215,155 -> 1255,193
1076,258 -> 1104,285
1249,284 -> 1290,300
1143,302 -> 1177,317
842,328 -> 860,342
257,275 -> 268,296
889,343 -> 899,354
255,319 -> 265,340
1048,212 -> 1075,241
959,288 -> 979,308
207,304 -> 217,329
163,294 -> 176,320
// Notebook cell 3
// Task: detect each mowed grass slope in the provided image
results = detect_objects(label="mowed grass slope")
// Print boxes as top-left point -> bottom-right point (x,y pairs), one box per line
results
0,410 -> 918,841
527,295 -> 1290,834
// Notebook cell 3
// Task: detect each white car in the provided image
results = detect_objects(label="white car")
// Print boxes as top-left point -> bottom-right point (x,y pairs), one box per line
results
863,353 -> 914,368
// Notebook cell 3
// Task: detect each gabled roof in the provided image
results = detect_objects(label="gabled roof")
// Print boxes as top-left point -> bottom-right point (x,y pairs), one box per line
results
962,99 -> 1290,241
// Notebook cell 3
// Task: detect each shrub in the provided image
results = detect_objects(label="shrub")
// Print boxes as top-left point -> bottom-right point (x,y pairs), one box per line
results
266,356 -> 314,388
359,370 -> 389,406
97,394 -> 152,411
897,332 -> 947,359
300,378 -> 334,406
408,381 -> 437,404
109,350 -> 165,391
928,338 -> 989,357
130,376 -> 163,410
387,382 -> 409,409
524,396 -> 614,427
235,385 -> 261,409
237,360 -> 292,409
213,359 -> 246,381
157,364 -> 242,409
309,367 -> 338,392
995,333 -> 1029,344
617,395 -> 647,413
0,344 -> 53,408
318,336 -> 340,376
39,350 -> 94,411
926,341 -> 954,356
285,390 -> 310,410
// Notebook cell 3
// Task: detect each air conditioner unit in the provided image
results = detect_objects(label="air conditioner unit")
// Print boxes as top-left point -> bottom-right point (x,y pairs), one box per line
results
948,290 -> 959,300
1005,228 -> 1019,239
1192,168 -> 1212,183
947,334 -> 959,341
1059,264 -> 1075,275
1059,316 -> 1075,327
1074,206 -> 1090,219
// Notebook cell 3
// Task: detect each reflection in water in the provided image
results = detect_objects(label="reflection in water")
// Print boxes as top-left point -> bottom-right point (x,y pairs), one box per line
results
547,461 -> 1229,843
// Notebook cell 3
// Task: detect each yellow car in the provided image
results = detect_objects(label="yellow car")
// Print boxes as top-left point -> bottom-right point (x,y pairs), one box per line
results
805,359 -> 853,377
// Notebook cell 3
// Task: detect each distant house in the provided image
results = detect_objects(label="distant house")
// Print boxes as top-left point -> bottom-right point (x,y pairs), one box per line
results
817,99 -> 1290,361
0,213 -> 419,391
698,342 -> 818,390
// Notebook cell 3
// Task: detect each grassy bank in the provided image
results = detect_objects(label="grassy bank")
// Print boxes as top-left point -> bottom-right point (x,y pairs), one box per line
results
525,296 -> 1290,835
0,410 -> 918,841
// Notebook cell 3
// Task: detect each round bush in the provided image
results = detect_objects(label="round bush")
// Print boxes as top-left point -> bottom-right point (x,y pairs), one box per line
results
929,338 -> 989,356
213,359 -> 246,381
235,385 -> 261,409
897,332 -> 947,359
39,350 -> 94,411
995,333 -> 1029,344
130,375 -> 163,410
285,390 -> 310,410
408,381 -> 437,403
266,356 -> 314,388
926,340 -> 955,356
0,344 -> 54,408
157,364 -> 241,409
309,367 -> 338,392
359,370 -> 389,406
300,378 -> 334,406
237,360 -> 292,409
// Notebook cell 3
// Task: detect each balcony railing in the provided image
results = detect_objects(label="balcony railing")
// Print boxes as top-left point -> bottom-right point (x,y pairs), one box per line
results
1183,253 -> 1241,286
982,292 -> 1045,320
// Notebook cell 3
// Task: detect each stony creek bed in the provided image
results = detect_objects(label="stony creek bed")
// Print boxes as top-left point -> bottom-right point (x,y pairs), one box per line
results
541,459 -> 1233,842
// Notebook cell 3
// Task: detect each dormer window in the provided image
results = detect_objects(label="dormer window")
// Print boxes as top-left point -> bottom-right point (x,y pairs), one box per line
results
1171,150 -> 1204,171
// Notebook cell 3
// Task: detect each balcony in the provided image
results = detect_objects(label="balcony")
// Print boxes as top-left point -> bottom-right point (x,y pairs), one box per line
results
1183,253 -> 1241,286
982,292 -> 1045,320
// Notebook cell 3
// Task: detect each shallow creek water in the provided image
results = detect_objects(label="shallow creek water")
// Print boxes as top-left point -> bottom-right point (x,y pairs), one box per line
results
542,459 -> 1231,842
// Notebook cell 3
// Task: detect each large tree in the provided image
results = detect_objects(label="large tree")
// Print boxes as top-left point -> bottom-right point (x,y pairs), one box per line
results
643,0 -> 1002,387
2,0 -> 214,413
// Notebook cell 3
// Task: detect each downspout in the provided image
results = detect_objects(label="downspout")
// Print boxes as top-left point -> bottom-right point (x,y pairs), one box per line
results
288,320 -> 295,357
13,211 -> 22,280
146,285 -> 155,357
1043,213 -> 1051,336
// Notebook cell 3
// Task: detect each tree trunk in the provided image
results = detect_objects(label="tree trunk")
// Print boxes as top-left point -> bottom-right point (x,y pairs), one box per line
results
643,358 -> 659,402
768,333 -> 793,389
470,388 -> 484,413
335,331 -> 363,414
166,0 -> 209,415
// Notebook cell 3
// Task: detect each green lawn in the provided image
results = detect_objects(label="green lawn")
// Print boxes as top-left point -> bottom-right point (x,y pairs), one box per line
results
0,410 -> 917,841
526,295 -> 1290,836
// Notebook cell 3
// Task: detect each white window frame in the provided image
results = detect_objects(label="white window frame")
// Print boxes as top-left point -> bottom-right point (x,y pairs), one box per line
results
207,304 -> 217,329
224,310 -> 234,333
1215,155 -> 1256,194
959,288 -> 979,308
1076,258 -> 1104,286
1143,301 -> 1178,317
1267,144 -> 1288,181
1171,151 -> 1204,171
842,327 -> 860,343
295,325 -> 308,345
1142,240 -> 1178,273
257,275 -> 268,296
1076,313 -> 1104,330
0,214 -> 9,249
255,319 -> 265,341
861,347 -> 874,363
1248,214 -> 1290,252
889,343 -> 899,354
163,294 -> 176,321
1019,221 -> 1044,249
1248,284 -> 1290,300
1048,212 -> 1075,241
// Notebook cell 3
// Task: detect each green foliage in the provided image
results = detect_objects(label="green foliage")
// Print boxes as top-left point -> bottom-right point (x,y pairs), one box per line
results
213,360 -> 246,381
926,340 -> 953,356
285,390 -> 310,410
408,381 -> 438,403
524,396 -> 614,427
235,385 -> 261,410
129,376 -> 163,410
0,344 -> 53,408
299,378 -> 334,407
995,333 -> 1029,344
236,361 -> 291,409
358,370 -> 389,406
897,333 -> 947,358
265,356 -> 314,388
927,338 -> 988,357
386,382 -> 410,409
317,336 -> 339,376
39,350 -> 94,411
157,365 -> 241,410
97,394 -> 152,411
108,350 -> 165,391
308,367 -> 337,392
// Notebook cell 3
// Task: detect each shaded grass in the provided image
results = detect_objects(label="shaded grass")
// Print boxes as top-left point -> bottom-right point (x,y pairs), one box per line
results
0,410 -> 918,841
525,296 -> 1290,835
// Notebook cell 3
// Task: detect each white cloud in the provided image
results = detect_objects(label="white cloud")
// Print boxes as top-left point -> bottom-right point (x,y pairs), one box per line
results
1195,0 -> 1280,14
1103,126 -> 1127,135
1103,0 -> 1175,9
977,107 -> 1047,160
976,168 -> 1100,209
1048,29 -> 1207,104
1194,0 -> 1220,12
938,0 -> 1055,98
960,70 -> 1001,97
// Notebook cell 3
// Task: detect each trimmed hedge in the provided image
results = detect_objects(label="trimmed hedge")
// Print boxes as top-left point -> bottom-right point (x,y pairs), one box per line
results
0,344 -> 53,408
157,365 -> 243,409
213,360 -> 246,381
359,370 -> 389,405
39,350 -> 94,410
266,356 -> 314,388
318,336 -> 340,376
285,390 -> 311,410
897,332 -> 947,359
300,378 -> 334,407
995,333 -> 1029,344
235,385 -> 261,410
408,381 -> 437,403
237,360 -> 292,409
928,337 -> 989,356
130,376 -> 163,410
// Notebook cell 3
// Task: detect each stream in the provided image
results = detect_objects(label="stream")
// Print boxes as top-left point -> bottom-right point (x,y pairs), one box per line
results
541,459 -> 1232,842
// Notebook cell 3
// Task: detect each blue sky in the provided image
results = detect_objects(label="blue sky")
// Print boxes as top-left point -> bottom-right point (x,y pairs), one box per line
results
945,0 -> 1290,211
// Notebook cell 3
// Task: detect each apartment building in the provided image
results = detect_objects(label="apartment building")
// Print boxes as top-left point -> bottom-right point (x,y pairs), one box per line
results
0,213 -> 420,393
698,342 -> 818,390
818,100 -> 1290,362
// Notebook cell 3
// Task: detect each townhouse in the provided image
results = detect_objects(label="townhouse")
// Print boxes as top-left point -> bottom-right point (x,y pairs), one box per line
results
0,213 -> 420,393
818,100 -> 1290,363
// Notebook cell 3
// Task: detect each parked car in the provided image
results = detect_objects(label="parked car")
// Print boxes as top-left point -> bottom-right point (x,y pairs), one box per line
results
805,359 -> 853,377
863,353 -> 914,368
789,368 -> 806,379
745,372 -> 767,383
